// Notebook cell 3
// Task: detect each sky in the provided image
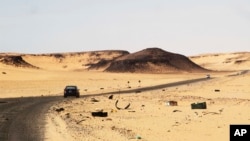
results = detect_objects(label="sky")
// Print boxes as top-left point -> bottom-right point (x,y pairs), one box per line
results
0,0 -> 249,55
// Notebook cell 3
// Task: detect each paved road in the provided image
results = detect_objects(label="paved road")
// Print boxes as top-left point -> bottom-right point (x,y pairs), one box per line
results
0,77 -> 212,141
0,96 -> 60,141
92,77 -> 212,96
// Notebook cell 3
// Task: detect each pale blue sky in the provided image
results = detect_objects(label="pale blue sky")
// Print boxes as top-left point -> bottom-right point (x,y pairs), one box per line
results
0,0 -> 249,55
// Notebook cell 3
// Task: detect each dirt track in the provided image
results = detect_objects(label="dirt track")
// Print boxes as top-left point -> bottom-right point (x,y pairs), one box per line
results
0,77 -> 211,141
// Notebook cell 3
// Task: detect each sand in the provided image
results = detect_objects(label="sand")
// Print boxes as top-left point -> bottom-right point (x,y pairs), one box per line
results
0,51 -> 250,141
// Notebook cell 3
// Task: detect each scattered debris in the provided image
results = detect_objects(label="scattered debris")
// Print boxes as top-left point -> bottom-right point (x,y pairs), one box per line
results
191,102 -> 207,109
115,100 -> 121,110
214,89 -> 220,92
136,135 -> 142,139
111,109 -> 117,113
127,81 -> 130,88
76,119 -> 86,124
166,101 -> 178,106
55,107 -> 65,112
91,98 -> 99,102
115,100 -> 130,110
202,111 -> 219,115
106,118 -> 112,121
206,74 -> 210,79
219,108 -> 224,114
91,111 -> 108,117
172,121 -> 181,126
128,110 -> 136,112
124,103 -> 131,109
173,110 -> 182,112
65,113 -> 70,118
108,95 -> 113,99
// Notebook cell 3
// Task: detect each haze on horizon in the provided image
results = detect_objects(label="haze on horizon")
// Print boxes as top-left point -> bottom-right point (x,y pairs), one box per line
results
0,0 -> 249,55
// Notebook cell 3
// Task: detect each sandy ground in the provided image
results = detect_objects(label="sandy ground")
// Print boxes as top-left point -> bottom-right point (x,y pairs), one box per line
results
1,52 -> 250,141
43,71 -> 250,141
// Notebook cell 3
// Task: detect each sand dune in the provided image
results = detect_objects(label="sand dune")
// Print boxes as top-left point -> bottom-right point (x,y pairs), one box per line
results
2,49 -> 248,72
0,55 -> 38,69
1,48 -> 208,73
0,50 -> 128,71
23,50 -> 129,71
190,52 -> 250,71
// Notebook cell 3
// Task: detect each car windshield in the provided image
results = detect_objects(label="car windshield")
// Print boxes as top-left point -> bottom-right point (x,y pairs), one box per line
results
65,86 -> 77,90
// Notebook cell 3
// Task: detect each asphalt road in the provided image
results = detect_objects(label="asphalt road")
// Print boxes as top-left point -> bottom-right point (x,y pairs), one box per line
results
0,96 -> 61,141
0,77 -> 212,141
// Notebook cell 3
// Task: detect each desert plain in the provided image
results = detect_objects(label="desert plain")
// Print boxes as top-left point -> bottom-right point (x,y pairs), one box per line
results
0,49 -> 250,141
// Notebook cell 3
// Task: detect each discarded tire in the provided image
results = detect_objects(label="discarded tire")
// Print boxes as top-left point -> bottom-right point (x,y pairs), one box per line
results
91,112 -> 108,117
191,102 -> 207,109
115,100 -> 130,110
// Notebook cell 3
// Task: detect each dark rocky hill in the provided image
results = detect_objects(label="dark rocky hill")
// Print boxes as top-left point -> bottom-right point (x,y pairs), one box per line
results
105,48 -> 208,73
0,55 -> 39,69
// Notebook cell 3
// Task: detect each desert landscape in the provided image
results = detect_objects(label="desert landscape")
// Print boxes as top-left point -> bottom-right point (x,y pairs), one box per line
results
0,48 -> 250,141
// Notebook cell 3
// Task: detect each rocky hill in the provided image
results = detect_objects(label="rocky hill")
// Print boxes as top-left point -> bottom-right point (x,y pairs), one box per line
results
105,48 -> 208,73
0,55 -> 39,69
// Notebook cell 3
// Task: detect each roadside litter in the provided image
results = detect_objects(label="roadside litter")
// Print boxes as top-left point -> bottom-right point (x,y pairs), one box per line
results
191,102 -> 207,109
90,98 -> 99,102
173,110 -> 182,112
115,100 -> 130,110
108,95 -> 113,99
214,89 -> 220,92
166,101 -> 178,106
55,107 -> 64,112
91,111 -> 108,117
206,74 -> 210,79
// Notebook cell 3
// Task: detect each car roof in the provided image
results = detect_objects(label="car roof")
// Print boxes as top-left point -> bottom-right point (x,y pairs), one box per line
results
65,86 -> 77,89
